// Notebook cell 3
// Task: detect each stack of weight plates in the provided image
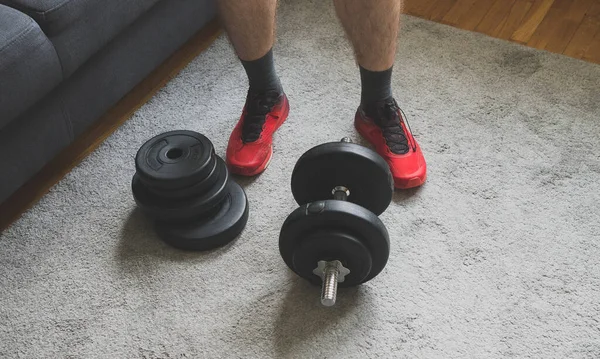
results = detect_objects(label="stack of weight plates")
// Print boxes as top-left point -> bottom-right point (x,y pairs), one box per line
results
131,130 -> 249,250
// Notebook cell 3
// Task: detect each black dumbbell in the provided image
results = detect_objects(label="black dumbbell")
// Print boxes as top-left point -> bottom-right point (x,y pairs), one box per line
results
132,130 -> 249,250
279,138 -> 394,306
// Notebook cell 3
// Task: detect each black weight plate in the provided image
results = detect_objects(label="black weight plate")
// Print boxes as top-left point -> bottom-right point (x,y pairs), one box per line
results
136,130 -> 215,191
155,181 -> 249,251
291,142 -> 393,216
279,200 -> 390,286
144,156 -> 219,200
132,157 -> 229,222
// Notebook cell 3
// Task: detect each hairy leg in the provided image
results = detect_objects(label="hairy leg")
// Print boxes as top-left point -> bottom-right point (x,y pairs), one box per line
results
337,0 -> 427,189
333,0 -> 403,71
218,0 -> 281,93
220,1 -> 288,178
218,0 -> 278,61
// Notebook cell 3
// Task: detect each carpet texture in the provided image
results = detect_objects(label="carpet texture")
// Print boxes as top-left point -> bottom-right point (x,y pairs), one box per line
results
2,0 -> 600,357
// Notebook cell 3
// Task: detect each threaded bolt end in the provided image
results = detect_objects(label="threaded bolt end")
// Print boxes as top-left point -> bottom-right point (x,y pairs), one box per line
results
320,263 -> 340,306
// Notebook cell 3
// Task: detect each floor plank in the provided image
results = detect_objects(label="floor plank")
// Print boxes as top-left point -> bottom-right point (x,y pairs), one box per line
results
404,0 -> 433,16
564,15 -> 600,58
510,0 -> 556,43
476,0 -> 519,37
443,0 -> 479,25
584,27 -> 600,61
457,0 -> 498,30
497,0 -> 534,40
526,0 -> 572,49
588,1 -> 600,17
428,0 -> 460,22
544,0 -> 596,53
582,3 -> 600,62
408,0 -> 600,63
526,8 -> 563,49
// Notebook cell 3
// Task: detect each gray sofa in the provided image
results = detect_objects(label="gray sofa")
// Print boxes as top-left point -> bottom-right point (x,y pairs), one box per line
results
0,0 -> 217,204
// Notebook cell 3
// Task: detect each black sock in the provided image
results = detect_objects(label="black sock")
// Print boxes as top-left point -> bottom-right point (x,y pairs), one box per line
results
240,48 -> 282,95
359,65 -> 393,108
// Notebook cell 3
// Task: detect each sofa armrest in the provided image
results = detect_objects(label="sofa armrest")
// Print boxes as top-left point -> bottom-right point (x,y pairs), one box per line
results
0,4 -> 63,129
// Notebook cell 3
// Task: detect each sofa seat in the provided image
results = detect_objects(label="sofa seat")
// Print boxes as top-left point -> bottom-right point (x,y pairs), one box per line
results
0,0 -> 162,77
0,4 -> 63,129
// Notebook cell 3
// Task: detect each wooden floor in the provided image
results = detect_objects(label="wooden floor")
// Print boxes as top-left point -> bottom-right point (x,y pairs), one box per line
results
405,0 -> 600,64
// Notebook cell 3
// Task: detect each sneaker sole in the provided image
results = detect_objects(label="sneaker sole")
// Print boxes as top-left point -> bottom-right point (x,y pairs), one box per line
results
355,120 -> 426,190
228,147 -> 273,177
394,175 -> 426,189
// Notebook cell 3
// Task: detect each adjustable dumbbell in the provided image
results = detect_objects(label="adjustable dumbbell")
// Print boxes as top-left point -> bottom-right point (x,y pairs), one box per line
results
279,138 -> 394,306
131,130 -> 249,250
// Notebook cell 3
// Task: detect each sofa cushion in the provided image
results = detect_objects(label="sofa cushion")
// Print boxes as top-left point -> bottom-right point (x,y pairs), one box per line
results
0,4 -> 63,130
0,0 -> 161,77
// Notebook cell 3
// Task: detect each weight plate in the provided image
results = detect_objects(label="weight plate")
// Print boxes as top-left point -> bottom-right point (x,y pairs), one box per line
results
136,130 -> 216,191
145,156 -> 219,199
132,156 -> 229,222
155,181 -> 249,251
279,200 -> 390,286
291,142 -> 393,216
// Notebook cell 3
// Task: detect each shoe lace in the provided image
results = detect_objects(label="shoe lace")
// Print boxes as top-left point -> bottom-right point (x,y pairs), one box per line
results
242,90 -> 281,143
371,99 -> 416,155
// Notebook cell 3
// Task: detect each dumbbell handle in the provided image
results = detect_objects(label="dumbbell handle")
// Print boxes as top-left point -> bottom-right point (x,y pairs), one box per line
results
331,137 -> 352,202
310,185 -> 352,307
320,141 -> 354,307
332,186 -> 350,201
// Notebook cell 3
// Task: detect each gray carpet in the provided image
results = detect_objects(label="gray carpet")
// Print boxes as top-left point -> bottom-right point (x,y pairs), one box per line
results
2,0 -> 600,357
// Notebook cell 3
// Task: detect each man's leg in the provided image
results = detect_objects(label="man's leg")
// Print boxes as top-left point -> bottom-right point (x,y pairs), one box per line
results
334,0 -> 427,189
219,0 -> 289,176
218,0 -> 276,62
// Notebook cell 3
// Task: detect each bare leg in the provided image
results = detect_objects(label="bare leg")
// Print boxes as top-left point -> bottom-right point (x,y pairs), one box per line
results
333,0 -> 403,71
220,0 -> 288,178
335,0 -> 427,190
218,0 -> 278,61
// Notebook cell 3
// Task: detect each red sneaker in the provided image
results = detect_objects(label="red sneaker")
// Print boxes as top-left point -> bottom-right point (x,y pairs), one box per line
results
226,91 -> 289,176
355,99 -> 426,189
